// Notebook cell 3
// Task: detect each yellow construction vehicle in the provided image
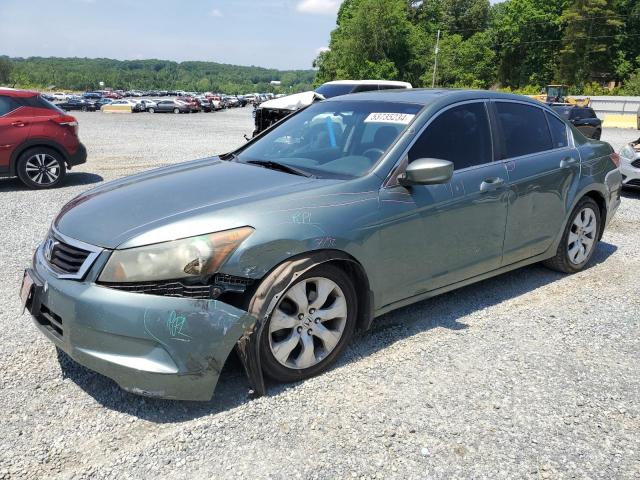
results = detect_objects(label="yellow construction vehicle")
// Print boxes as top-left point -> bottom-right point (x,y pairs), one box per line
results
529,85 -> 590,107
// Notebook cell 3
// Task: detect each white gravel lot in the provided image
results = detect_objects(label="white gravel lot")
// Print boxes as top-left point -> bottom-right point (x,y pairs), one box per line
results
0,112 -> 638,479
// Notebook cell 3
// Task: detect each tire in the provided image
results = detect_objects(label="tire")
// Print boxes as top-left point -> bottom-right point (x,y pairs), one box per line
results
81,106 -> 87,112
16,147 -> 67,189
258,264 -> 357,383
173,108 -> 180,114
148,107 -> 155,113
593,129 -> 602,140
543,197 -> 601,273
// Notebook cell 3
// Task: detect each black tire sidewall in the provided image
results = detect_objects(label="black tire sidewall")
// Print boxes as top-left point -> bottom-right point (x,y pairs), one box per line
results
16,147 -> 66,189
259,264 -> 357,383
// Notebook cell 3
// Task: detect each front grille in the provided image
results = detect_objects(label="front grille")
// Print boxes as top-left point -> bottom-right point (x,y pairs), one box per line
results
99,274 -> 254,299
625,178 -> 640,187
37,304 -> 63,337
631,158 -> 640,169
49,240 -> 91,275
100,280 -> 213,299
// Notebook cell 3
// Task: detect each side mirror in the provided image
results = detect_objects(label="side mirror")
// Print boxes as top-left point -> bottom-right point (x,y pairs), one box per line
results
398,158 -> 454,186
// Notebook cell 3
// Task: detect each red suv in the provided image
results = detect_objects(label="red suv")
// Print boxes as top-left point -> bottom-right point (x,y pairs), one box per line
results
0,88 -> 87,188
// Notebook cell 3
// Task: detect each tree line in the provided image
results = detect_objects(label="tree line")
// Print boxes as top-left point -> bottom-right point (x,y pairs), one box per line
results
314,0 -> 640,95
0,56 -> 316,94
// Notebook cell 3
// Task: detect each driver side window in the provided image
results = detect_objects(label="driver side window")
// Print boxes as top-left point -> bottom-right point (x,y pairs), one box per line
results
408,102 -> 492,170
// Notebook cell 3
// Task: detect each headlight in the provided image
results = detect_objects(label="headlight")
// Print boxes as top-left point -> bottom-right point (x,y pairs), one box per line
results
620,145 -> 636,160
99,227 -> 254,283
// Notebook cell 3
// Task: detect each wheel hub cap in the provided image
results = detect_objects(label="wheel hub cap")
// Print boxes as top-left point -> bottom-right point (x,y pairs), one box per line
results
567,207 -> 597,265
268,277 -> 348,370
25,153 -> 60,185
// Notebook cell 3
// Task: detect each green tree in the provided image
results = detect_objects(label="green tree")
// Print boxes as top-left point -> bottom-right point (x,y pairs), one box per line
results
491,0 -> 568,89
432,31 -> 497,88
314,0 -> 425,84
440,0 -> 490,38
557,0 -> 624,87
0,57 -> 12,85
620,69 -> 640,95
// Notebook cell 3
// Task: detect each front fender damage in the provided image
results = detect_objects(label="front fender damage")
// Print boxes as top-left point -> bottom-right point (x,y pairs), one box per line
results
236,251 -> 372,399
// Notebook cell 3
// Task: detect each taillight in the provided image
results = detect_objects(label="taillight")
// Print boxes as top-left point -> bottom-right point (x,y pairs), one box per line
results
610,153 -> 621,168
52,115 -> 79,135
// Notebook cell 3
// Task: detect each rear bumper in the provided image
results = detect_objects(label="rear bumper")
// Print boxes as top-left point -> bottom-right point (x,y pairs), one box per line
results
26,241 -> 256,401
67,143 -> 87,167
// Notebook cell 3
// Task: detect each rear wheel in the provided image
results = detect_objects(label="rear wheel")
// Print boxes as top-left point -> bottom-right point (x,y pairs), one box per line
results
259,264 -> 357,382
593,128 -> 602,140
173,108 -> 180,114
148,107 -> 155,113
543,197 -> 601,273
17,147 -> 66,189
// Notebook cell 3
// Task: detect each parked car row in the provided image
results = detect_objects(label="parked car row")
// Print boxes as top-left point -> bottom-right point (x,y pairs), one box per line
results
52,95 -> 244,114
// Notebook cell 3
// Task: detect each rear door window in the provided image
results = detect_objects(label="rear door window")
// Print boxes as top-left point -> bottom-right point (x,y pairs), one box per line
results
408,102 -> 492,170
0,95 -> 18,116
545,112 -> 569,149
495,102 -> 553,158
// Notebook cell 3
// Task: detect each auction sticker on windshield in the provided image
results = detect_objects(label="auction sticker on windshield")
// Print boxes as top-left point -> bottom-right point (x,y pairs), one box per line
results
364,113 -> 415,124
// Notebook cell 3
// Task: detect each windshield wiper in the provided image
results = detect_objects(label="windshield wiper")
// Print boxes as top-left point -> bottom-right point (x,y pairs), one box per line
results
245,160 -> 314,178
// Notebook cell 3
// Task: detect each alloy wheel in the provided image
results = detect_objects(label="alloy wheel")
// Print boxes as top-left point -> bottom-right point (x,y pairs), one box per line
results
268,277 -> 348,370
24,153 -> 61,186
567,207 -> 597,265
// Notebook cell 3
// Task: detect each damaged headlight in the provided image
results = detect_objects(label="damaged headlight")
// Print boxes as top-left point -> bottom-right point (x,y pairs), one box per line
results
620,145 -> 637,160
99,227 -> 254,283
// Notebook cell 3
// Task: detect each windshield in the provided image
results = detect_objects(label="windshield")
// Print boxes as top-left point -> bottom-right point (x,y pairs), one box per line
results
551,105 -> 572,119
314,84 -> 358,99
237,100 -> 422,179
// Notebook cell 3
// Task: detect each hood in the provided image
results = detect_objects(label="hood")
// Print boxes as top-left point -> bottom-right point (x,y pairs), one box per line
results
54,158 -> 313,249
259,91 -> 325,111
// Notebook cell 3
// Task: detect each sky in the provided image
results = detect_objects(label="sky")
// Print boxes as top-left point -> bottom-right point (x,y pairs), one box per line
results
0,0 -> 502,71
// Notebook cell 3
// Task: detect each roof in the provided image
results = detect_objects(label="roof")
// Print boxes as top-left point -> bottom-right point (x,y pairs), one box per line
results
324,80 -> 412,88
324,88 -> 549,108
0,87 -> 39,98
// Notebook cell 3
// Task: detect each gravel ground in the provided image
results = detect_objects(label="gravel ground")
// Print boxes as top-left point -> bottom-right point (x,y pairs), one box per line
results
0,116 -> 638,479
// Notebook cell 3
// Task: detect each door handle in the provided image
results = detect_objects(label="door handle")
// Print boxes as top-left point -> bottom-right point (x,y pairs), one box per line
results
560,157 -> 578,168
480,177 -> 505,193
11,121 -> 27,127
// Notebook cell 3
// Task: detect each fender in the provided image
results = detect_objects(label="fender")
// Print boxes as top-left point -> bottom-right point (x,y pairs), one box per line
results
236,250 -> 374,398
546,184 -> 609,257
9,137 -> 71,176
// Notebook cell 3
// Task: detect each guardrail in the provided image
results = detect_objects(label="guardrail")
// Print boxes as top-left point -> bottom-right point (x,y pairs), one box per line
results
572,96 -> 639,129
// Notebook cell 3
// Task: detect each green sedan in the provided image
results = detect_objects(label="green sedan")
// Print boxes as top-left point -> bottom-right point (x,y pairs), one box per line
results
22,89 -> 622,400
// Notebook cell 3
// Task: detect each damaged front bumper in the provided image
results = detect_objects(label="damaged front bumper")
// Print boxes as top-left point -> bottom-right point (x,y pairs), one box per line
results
25,242 -> 256,401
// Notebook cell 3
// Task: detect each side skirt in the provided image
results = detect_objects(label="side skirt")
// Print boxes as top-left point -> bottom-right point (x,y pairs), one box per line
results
375,251 -> 553,317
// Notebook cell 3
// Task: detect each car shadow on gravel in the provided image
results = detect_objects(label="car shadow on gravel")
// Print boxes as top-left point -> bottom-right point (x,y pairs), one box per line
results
55,241 -> 617,422
0,172 -> 103,192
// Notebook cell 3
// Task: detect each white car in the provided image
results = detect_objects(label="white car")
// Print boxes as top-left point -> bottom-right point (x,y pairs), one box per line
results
51,92 -> 69,101
619,139 -> 640,189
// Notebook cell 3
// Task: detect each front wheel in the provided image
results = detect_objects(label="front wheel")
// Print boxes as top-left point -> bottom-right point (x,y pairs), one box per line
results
543,197 -> 601,273
259,264 -> 357,382
173,108 -> 180,114
148,107 -> 155,113
593,129 -> 602,140
17,147 -> 66,189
